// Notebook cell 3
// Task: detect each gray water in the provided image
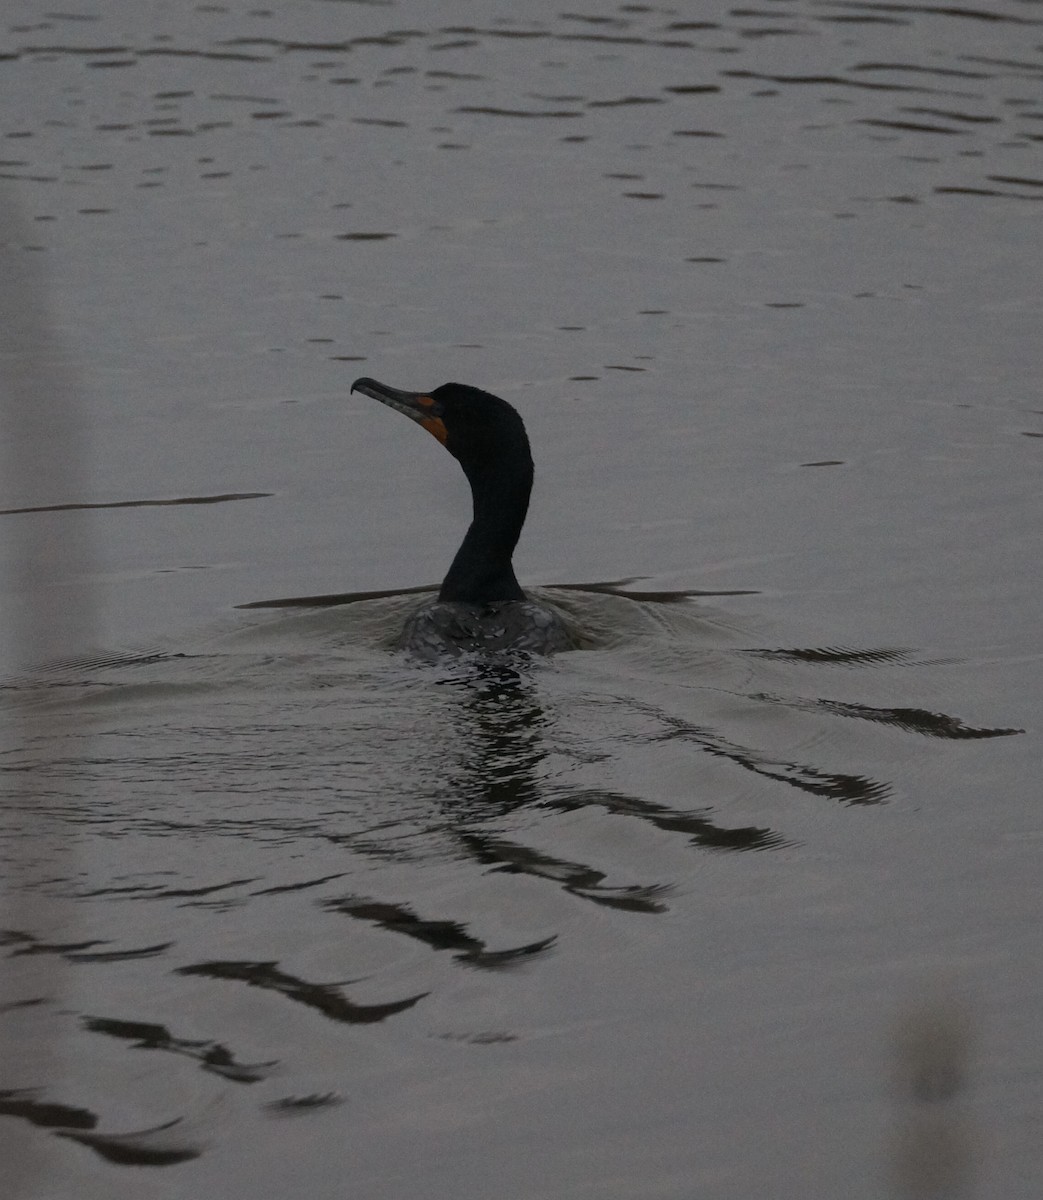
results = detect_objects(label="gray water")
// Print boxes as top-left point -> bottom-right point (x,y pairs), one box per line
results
1,1 -> 1040,1197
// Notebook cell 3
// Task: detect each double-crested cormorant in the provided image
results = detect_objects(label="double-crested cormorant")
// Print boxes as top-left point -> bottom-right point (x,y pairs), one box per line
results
351,376 -> 574,659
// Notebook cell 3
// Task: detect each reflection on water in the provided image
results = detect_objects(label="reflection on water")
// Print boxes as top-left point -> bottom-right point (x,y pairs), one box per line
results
0,1089 -> 206,1167
2,585 -> 1027,1156
0,581 -> 1031,1192
0,492 -> 272,517
2,1 -> 1040,1197
3,1 -> 1041,277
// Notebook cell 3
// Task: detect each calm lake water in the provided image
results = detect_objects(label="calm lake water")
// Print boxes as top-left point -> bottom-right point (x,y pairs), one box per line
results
1,1 -> 1040,1197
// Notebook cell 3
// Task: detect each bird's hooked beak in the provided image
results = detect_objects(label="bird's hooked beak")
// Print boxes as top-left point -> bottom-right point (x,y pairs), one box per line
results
351,377 -> 448,446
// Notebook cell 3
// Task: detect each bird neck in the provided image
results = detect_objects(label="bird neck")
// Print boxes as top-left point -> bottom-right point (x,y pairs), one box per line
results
438,459 -> 531,605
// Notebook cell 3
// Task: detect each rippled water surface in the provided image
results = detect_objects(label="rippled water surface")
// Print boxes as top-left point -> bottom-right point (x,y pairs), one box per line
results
1,1 -> 1040,1197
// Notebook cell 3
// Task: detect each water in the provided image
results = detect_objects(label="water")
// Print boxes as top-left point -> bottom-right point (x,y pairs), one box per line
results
1,1 -> 1040,1196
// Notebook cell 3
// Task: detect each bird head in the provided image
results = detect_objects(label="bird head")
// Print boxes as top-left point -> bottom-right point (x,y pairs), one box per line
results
351,377 -> 532,480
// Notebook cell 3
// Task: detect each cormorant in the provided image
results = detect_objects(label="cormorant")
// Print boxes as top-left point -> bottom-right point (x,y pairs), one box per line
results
351,377 -> 574,659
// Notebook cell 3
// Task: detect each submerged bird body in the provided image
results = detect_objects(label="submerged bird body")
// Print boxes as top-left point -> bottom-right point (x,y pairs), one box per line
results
401,600 -> 574,661
351,377 -> 573,659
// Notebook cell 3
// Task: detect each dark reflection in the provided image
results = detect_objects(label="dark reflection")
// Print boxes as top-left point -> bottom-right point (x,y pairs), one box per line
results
139,877 -> 257,902
400,655 -> 801,907
237,582 -> 437,608
435,662 -> 547,819
439,1031 -> 516,1045
550,578 -> 760,600
0,1089 -> 95,1130
742,645 -> 915,665
1,932 -> 170,963
627,702 -> 890,806
831,1 -> 1037,26
723,68 -> 934,93
5,933 -> 106,957
55,1119 -> 202,1167
174,959 -> 428,1024
850,62 -> 987,80
0,491 -> 270,516
237,577 -> 758,610
250,871 -> 348,896
903,106 -> 998,125
323,895 -> 556,968
0,998 -> 46,1013
320,661 -> 683,929
988,174 -> 1043,190
454,106 -> 583,119
0,1089 -> 202,1166
82,1016 -> 277,1083
326,651 -> 808,917
860,117 -> 964,135
543,789 -> 788,852
455,828 -> 675,913
265,1093 -> 345,1117
935,183 -> 1043,200
587,96 -> 663,108
64,942 -> 173,963
664,716 -> 889,805
752,692 -> 1024,739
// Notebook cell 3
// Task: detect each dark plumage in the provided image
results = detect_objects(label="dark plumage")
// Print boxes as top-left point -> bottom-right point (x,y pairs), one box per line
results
351,377 -> 574,659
